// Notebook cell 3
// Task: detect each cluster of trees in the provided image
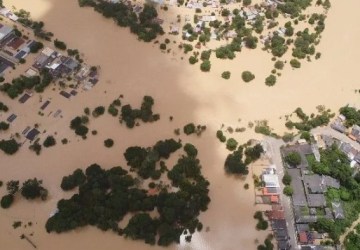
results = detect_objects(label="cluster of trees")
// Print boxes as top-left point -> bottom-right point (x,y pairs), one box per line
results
78,1 -> 163,42
60,169 -> 86,191
285,107 -> 334,131
120,96 -> 160,128
224,144 -> 264,175
242,71 -> 255,82
92,106 -> 105,117
277,0 -> 312,17
183,123 -> 206,136
253,211 -> 268,230
267,34 -> 288,57
339,106 -> 360,127
29,41 -> 44,53
1,179 -> 48,209
221,71 -> 231,79
46,140 -> 210,246
216,130 -> 226,142
344,223 -> 360,250
15,9 -> 53,40
54,39 -> 67,50
0,139 -> 19,155
104,138 -> 114,148
257,234 -> 274,250
308,145 -> 360,242
284,151 -> 301,167
292,29 -> 317,59
0,71 -> 53,99
124,138 -> 181,179
0,101 -> 9,112
108,99 -> 121,117
265,74 -> 276,86
43,136 -> 56,148
0,121 -> 9,131
70,116 -> 89,137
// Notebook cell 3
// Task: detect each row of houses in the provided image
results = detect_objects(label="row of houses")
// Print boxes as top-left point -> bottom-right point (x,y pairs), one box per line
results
281,140 -> 344,249
258,167 -> 291,249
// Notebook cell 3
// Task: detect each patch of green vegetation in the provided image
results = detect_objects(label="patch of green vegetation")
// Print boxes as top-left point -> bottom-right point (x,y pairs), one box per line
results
241,71 -> 255,83
285,107 -> 334,131
46,140 -> 210,246
78,1 -> 163,42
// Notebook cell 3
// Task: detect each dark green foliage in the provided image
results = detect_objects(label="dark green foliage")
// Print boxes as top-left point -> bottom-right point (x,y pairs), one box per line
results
54,39 -> 67,50
225,147 -> 248,175
300,131 -> 311,141
286,107 -> 334,131
215,45 -> 236,59
184,143 -> 198,157
344,224 -> 360,250
125,139 -> 181,179
29,41 -> 44,53
7,180 -> 19,195
200,50 -> 211,61
244,144 -> 264,163
221,71 -> 231,79
226,138 -> 238,151
124,213 -> 157,245
284,151 -> 301,167
183,123 -> 195,135
61,169 -> 86,191
21,178 -> 48,200
243,35 -> 258,49
46,141 -> 209,246
243,0 -> 251,6
200,60 -> 211,72
43,136 -> 56,148
120,96 -> 159,128
0,121 -> 9,130
225,145 -> 263,175
0,102 -> 9,112
339,106 -> 360,127
107,104 -> 119,116
292,29 -> 317,59
92,106 -> 105,117
274,60 -> 284,70
75,125 -> 89,137
257,237 -> 274,250
70,116 -> 89,137
283,186 -> 293,196
265,75 -> 276,86
79,2 -> 163,42
242,71 -> 255,82
290,58 -> 301,68
0,139 -> 19,155
104,138 -> 114,148
253,211 -> 268,230
189,56 -> 198,64
153,139 -> 182,159
216,130 -> 226,142
1,194 -> 14,209
268,34 -> 288,57
13,221 -> 22,229
160,43 -> 166,50
282,172 -> 292,185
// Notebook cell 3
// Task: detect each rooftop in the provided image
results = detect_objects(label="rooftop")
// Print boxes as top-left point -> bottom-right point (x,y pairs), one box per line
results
288,168 -> 307,206
262,174 -> 280,188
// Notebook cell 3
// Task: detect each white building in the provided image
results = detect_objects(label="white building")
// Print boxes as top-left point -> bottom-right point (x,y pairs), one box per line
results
262,174 -> 280,188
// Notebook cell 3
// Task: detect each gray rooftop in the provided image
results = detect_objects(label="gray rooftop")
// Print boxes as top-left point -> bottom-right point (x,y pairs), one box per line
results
332,202 -> 345,220
307,193 -> 326,208
288,168 -> 307,206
